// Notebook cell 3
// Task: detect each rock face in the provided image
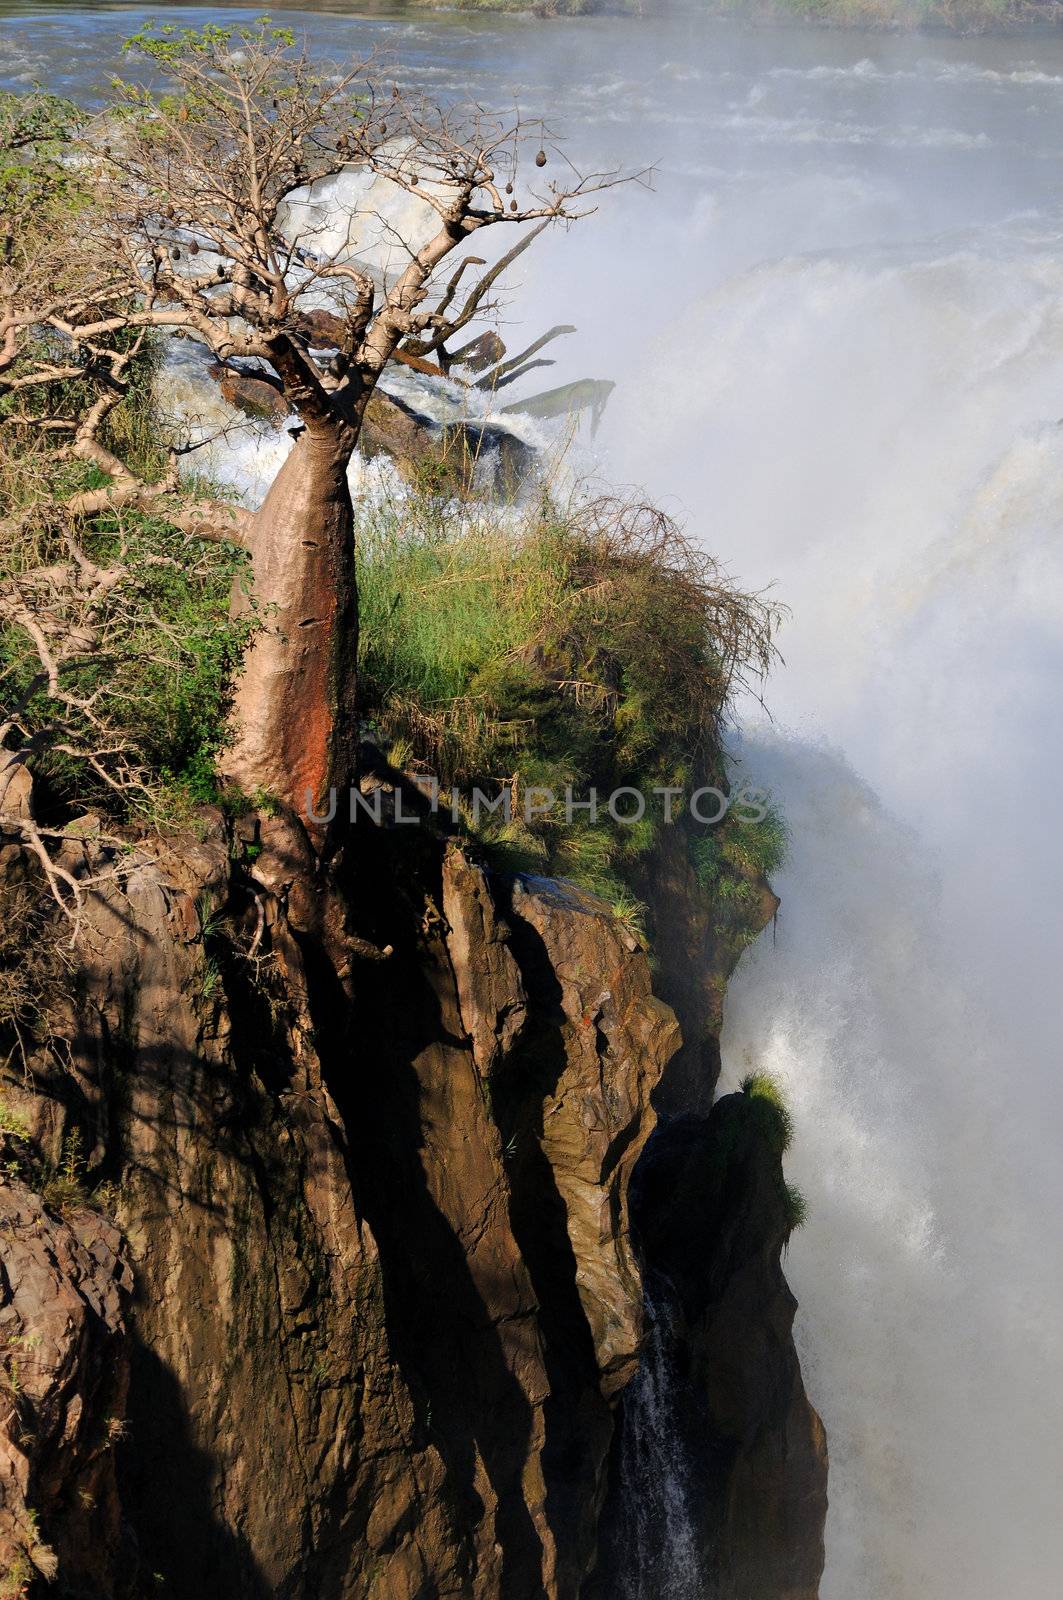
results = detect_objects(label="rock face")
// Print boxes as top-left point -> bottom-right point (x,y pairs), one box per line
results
326,837 -> 680,1596
0,809 -> 826,1598
0,1182 -> 131,1598
588,1100 -> 828,1598
638,818 -> 779,1120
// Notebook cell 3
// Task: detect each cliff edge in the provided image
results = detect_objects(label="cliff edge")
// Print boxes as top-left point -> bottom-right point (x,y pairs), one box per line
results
0,804 -> 825,1598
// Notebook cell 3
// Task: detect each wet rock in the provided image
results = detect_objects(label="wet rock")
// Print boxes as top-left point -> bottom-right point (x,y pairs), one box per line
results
589,1098 -> 828,1599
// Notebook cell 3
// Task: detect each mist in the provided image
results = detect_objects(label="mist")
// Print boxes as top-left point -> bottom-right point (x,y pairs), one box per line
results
564,32 -> 1063,1600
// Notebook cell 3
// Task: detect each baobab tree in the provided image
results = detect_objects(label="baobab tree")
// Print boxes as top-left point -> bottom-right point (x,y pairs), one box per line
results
1,18 -> 627,839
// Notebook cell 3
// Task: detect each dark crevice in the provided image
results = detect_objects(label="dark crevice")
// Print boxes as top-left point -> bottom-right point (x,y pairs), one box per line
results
490,877 -> 609,1582
293,830 -> 547,1597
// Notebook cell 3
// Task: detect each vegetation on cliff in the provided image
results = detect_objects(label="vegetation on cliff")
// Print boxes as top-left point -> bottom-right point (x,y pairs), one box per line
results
358,479 -> 784,928
0,17 -> 628,895
0,26 -> 785,937
718,0 -> 1059,30
0,337 -> 253,826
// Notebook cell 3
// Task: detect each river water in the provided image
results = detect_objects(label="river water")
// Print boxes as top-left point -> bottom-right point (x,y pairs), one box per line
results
3,5 -> 1061,1596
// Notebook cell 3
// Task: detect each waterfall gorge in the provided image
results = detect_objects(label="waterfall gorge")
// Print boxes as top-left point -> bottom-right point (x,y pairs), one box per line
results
2,9 -> 1060,1593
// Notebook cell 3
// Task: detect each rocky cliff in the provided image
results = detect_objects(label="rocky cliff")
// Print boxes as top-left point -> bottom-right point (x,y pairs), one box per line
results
0,796 -> 826,1598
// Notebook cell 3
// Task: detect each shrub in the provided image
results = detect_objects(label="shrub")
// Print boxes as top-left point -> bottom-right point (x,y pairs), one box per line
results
0,1095 -> 30,1143
357,482 -> 783,927
0,338 -> 254,823
0,872 -> 67,1041
39,1129 -> 89,1215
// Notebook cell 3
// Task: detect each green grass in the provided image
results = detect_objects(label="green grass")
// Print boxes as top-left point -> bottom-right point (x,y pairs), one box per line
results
741,1070 -> 795,1155
693,802 -> 788,891
784,1181 -> 808,1235
357,483 -> 781,931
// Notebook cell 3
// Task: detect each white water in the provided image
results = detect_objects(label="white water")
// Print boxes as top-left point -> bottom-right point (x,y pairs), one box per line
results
615,1287 -> 703,1600
596,143 -> 1063,1600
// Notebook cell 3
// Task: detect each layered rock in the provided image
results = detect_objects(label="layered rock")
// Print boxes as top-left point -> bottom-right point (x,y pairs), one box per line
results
0,815 -> 686,1596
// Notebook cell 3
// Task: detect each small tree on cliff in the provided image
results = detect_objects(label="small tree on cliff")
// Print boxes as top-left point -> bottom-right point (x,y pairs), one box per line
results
1,19 -> 625,831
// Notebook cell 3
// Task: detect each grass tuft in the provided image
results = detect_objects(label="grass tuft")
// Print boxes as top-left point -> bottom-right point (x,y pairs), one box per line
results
741,1069 -> 795,1154
784,1181 -> 808,1236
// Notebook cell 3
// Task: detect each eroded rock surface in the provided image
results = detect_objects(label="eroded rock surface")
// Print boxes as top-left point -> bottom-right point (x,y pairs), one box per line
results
0,1182 -> 131,1597
0,809 -> 825,1599
0,823 -> 682,1597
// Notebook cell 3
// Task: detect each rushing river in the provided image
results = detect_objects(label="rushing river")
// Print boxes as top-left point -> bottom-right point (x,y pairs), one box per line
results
4,5 -> 1062,1596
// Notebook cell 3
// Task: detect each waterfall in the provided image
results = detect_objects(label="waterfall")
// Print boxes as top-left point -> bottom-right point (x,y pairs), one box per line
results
614,1281 -> 704,1600
601,206 -> 1063,1599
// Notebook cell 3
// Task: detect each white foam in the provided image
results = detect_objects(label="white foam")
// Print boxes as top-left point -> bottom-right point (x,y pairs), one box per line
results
603,204 -> 1063,1600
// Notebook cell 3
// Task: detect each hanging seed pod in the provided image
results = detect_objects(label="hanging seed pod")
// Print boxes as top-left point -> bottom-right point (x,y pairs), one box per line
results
379,122 -> 387,137
189,240 -> 199,255
171,247 -> 181,261
510,199 -> 518,213
505,182 -> 513,195
535,149 -> 547,168
216,264 -> 226,279
391,83 -> 399,98
409,173 -> 418,186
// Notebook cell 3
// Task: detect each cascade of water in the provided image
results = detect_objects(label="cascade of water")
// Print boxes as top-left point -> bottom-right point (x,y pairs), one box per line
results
604,217 -> 1063,1598
615,1284 -> 704,1600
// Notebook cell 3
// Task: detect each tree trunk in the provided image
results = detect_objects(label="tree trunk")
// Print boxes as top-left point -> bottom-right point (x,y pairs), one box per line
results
221,421 -> 357,830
